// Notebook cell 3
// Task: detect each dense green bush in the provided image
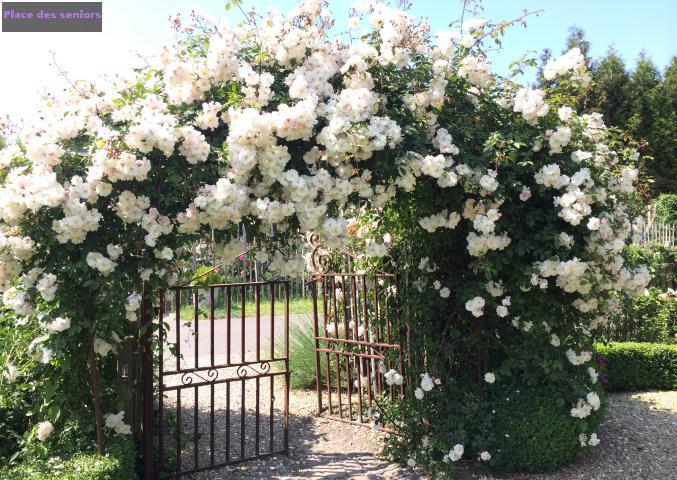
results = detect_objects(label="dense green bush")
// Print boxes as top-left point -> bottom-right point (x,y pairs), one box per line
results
653,194 -> 677,224
595,342 -> 677,391
622,244 -> 675,290
489,387 -> 606,473
0,435 -> 136,480
604,245 -> 676,343
606,288 -> 677,343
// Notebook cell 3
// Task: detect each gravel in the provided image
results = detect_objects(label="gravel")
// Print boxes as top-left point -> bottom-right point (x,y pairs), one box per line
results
503,390 -> 677,480
163,388 -> 676,480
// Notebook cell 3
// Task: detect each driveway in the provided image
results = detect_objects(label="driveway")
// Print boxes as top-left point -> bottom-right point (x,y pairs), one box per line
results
162,313 -> 313,370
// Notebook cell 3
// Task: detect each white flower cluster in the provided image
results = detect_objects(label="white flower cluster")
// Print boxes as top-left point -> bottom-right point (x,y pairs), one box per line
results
36,273 -> 57,302
543,48 -> 591,86
419,210 -> 461,233
536,258 -> 590,294
465,296 -> 485,317
570,391 -> 601,419
2,287 -> 33,315
52,183 -> 103,244
92,150 -> 151,183
177,126 -> 211,164
3,363 -> 20,382
384,368 -> 404,386
86,252 -> 117,277
548,126 -> 572,154
93,337 -> 115,356
433,128 -> 459,155
414,372 -> 440,400
125,292 -> 142,322
45,316 -> 71,334
104,411 -> 132,435
115,191 -> 150,223
513,88 -> 549,125
365,240 -> 388,258
36,421 -> 54,441
565,348 -> 593,366
444,444 -> 464,462
459,54 -> 492,88
141,208 -> 173,247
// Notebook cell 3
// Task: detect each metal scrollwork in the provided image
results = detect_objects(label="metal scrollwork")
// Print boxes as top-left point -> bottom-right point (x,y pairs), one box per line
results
309,233 -> 334,273
180,372 -> 195,385
180,369 -> 217,386
236,362 -> 271,379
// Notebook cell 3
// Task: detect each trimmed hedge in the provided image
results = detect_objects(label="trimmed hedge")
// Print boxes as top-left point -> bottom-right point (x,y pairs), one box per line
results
595,342 -> 677,391
0,436 -> 136,480
489,387 -> 605,473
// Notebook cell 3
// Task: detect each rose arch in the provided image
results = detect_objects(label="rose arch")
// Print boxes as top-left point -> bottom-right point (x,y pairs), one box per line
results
0,0 -> 650,476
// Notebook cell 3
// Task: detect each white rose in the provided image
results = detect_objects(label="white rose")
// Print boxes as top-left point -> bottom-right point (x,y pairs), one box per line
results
36,421 -> 54,441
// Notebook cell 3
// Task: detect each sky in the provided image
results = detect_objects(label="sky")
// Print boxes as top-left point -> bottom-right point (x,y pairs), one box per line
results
1,0 -> 675,122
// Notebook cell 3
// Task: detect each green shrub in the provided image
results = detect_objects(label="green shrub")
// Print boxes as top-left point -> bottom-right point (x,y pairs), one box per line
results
604,245 -> 676,344
0,435 -> 136,480
622,244 -> 675,290
595,342 -> 677,391
286,320 -> 319,390
190,265 -> 224,287
653,194 -> 677,225
489,387 -> 605,473
606,288 -> 677,343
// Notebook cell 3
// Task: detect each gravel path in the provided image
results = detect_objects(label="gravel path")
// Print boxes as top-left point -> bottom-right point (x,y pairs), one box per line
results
166,389 -> 675,480
172,389 -> 414,479
503,390 -> 677,480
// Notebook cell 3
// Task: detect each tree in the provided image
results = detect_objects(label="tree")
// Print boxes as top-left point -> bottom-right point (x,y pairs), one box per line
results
542,27 -> 676,196
586,48 -> 631,126
564,26 -> 592,64
644,57 -> 677,195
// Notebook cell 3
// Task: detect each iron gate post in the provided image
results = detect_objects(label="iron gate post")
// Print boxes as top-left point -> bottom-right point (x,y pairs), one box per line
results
309,280 -> 323,414
140,287 -> 155,480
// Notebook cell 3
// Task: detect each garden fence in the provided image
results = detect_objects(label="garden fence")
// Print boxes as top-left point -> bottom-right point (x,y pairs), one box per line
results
635,222 -> 676,248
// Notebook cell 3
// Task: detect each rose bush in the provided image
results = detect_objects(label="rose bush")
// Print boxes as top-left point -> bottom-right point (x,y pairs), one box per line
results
0,0 -> 649,474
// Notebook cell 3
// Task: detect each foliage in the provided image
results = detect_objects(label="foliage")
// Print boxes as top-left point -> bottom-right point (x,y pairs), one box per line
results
605,288 -> 676,343
603,245 -> 676,343
286,321 -> 319,390
653,194 -> 677,224
489,386 -> 606,473
621,244 -> 675,288
190,265 -> 224,286
542,31 -> 676,197
0,1 -> 651,473
0,307 -> 124,464
0,434 -> 136,480
595,342 -> 677,391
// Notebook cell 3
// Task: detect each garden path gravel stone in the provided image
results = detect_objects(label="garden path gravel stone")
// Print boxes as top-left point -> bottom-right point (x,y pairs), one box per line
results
180,390 -> 675,480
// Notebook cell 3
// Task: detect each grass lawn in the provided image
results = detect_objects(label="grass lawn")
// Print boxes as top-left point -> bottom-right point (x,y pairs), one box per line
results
178,297 -> 314,319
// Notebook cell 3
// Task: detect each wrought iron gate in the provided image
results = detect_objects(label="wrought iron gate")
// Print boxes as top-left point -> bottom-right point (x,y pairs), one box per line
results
142,280 -> 290,479
308,267 -> 405,427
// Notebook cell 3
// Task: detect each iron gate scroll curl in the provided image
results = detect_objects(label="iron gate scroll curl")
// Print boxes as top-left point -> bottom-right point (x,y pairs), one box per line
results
143,280 -> 290,479
308,265 -> 405,427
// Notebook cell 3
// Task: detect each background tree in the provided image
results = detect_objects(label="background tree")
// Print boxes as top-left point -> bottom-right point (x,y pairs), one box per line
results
540,30 -> 676,197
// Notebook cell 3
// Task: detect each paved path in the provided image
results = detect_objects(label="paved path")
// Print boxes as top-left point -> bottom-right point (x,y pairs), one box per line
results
162,313 -> 313,369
